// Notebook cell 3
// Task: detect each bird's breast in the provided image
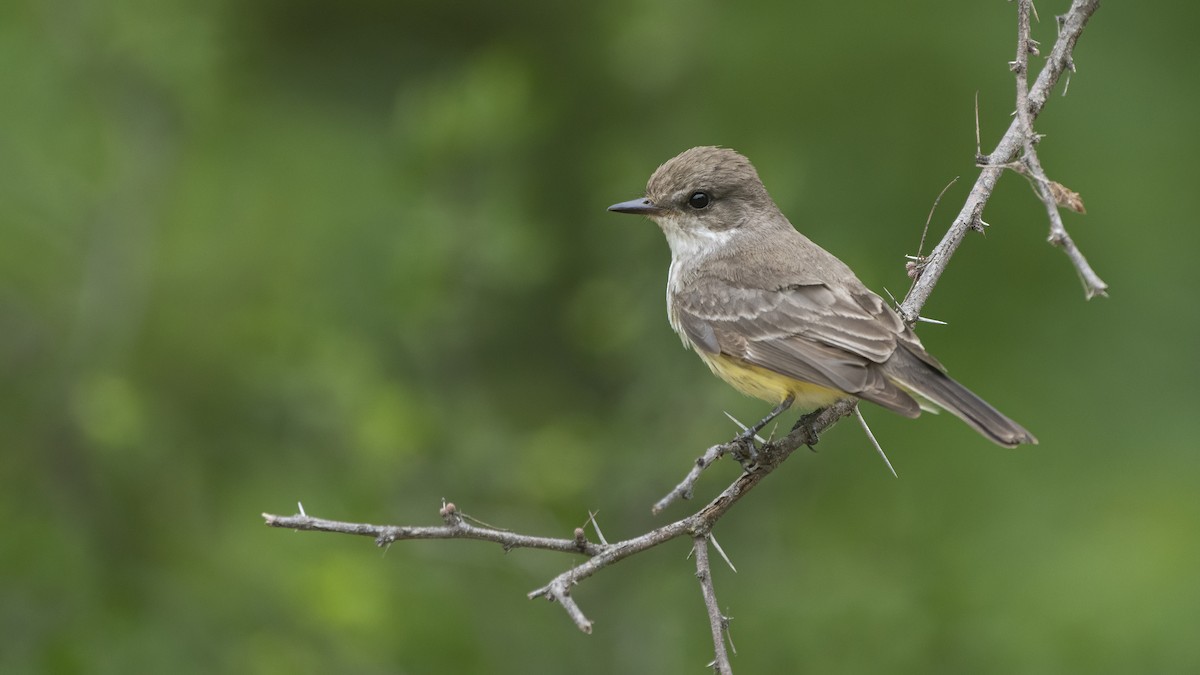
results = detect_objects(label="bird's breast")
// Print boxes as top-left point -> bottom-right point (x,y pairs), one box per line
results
665,258 -> 693,349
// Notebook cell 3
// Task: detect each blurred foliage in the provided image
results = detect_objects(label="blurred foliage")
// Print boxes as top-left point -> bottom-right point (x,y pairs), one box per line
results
2,0 -> 1198,673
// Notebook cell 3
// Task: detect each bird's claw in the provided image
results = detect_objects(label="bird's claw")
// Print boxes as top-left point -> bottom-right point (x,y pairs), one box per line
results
728,434 -> 760,472
790,411 -> 822,450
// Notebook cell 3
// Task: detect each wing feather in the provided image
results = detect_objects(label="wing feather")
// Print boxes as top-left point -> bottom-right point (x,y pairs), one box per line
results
673,279 -> 923,417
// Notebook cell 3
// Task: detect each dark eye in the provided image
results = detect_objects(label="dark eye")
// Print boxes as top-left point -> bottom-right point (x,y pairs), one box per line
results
688,191 -> 711,209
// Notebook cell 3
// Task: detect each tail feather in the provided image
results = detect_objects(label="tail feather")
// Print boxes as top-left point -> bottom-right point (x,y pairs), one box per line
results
884,348 -> 1037,448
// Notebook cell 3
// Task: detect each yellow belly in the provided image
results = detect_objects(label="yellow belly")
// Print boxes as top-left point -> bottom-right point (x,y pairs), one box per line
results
697,351 -> 845,410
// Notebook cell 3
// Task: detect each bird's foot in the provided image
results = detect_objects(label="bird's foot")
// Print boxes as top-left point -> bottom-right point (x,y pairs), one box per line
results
790,409 -> 823,450
727,432 -> 761,472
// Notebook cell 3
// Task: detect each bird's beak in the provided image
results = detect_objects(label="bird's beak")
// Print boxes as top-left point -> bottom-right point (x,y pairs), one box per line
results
607,198 -> 664,216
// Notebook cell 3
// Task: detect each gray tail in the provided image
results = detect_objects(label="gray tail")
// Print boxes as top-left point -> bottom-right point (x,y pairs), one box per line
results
885,348 -> 1037,448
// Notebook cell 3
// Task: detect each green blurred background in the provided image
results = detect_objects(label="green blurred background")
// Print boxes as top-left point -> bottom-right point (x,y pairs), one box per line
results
3,0 -> 1197,672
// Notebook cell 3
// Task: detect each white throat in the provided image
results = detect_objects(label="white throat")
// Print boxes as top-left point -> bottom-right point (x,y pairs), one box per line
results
657,215 -> 737,347
657,215 -> 736,265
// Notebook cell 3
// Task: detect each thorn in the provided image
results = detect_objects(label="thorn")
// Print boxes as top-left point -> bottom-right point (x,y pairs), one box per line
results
709,533 -> 738,573
297,501 -> 306,517
854,406 -> 897,477
724,613 -> 738,655
458,509 -> 507,531
916,316 -> 948,325
586,510 -> 608,546
974,90 -> 982,157
723,411 -> 766,444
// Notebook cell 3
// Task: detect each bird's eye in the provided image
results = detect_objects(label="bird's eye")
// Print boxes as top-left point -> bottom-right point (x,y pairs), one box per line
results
688,191 -> 711,209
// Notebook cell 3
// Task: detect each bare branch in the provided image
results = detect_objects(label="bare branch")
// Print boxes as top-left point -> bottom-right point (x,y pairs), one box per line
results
263,503 -> 604,557
901,0 -> 1104,321
653,441 -> 736,515
1014,0 -> 1109,299
694,536 -> 734,675
537,578 -> 595,634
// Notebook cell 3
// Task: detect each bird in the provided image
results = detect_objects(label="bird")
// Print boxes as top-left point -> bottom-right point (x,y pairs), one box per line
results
608,146 -> 1036,448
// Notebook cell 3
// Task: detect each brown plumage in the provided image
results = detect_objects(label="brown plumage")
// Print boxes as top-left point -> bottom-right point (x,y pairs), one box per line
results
609,146 -> 1036,447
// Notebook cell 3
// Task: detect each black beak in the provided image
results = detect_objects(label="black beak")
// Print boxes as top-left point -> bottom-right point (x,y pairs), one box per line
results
607,198 -> 663,216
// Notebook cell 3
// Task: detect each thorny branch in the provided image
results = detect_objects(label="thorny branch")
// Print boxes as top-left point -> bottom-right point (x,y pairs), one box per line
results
1011,0 -> 1109,299
263,2 -> 1104,670
901,0 -> 1106,319
695,535 -> 735,675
